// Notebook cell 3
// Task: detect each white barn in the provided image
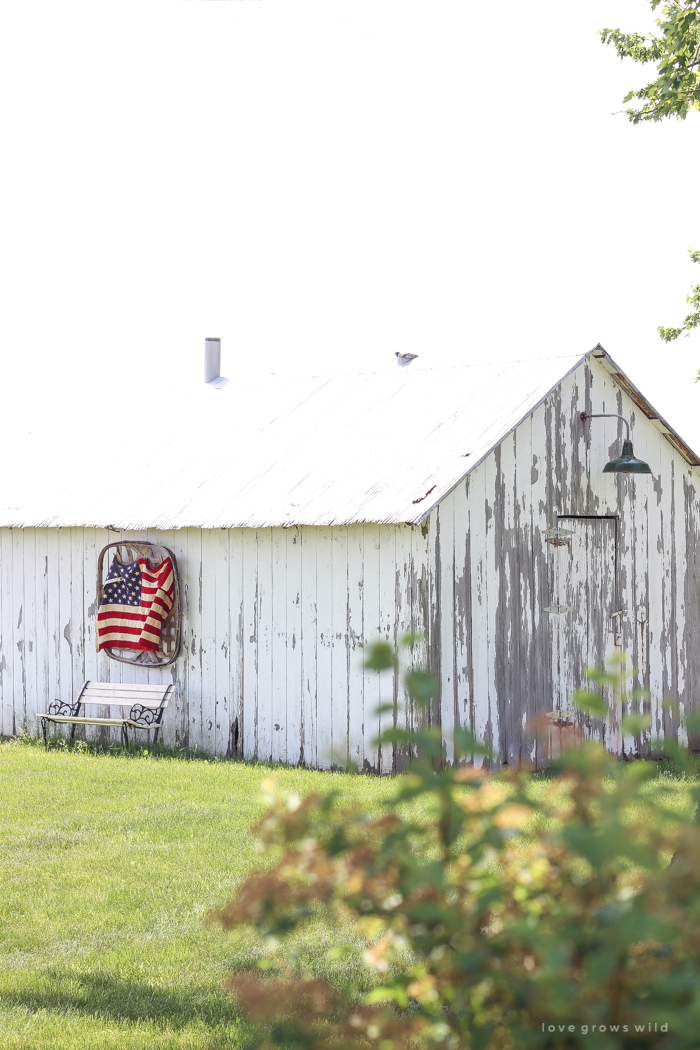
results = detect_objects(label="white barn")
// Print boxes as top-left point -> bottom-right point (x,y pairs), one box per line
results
1,344 -> 699,769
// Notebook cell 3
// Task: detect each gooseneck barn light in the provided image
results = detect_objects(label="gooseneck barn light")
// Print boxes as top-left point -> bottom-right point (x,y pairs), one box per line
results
580,412 -> 652,475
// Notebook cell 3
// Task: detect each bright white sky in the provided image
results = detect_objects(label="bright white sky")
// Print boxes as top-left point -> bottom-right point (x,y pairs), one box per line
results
1,1 -> 699,466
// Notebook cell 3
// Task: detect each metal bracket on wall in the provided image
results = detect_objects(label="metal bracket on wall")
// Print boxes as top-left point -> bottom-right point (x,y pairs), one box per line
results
543,526 -> 573,547
609,609 -> 626,647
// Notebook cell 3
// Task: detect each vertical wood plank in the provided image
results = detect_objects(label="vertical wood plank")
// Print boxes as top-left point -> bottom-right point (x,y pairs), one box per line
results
514,415 -> 537,767
622,425 -> 651,757
94,529 -> 114,743
330,527 -> 349,766
242,528 -> 259,760
394,524 -> 414,770
286,526 -> 303,766
544,392 -> 563,751
256,528 -> 273,763
632,422 -> 651,757
0,530 -> 14,737
316,528 -> 333,768
683,468 -> 700,751
200,530 -> 218,756
82,530 -> 97,675
166,528 -> 187,749
271,527 -> 287,763
670,454 -> 688,745
437,501 -> 455,764
300,527 -> 318,768
600,519 -> 619,752
362,524 -> 382,772
411,524 -> 431,730
452,480 -> 472,765
467,462 -> 490,767
81,528 -> 102,741
57,529 -> 73,730
483,448 -> 500,767
12,529 -> 25,733
659,446 -> 677,742
559,521 -> 588,733
493,438 -> 514,766
35,528 -> 49,725
186,527 -> 203,750
213,528 -> 231,758
46,529 -> 60,728
346,524 -> 365,770
527,404 -> 553,769
229,528 -> 244,758
645,432 -> 666,752
22,529 -> 38,731
377,526 -> 397,774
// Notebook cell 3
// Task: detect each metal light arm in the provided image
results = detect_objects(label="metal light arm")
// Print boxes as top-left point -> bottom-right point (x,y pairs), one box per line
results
579,411 -> 651,474
580,412 -> 630,441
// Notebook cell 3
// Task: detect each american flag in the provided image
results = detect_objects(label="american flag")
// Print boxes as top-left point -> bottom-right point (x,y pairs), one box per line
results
97,555 -> 174,652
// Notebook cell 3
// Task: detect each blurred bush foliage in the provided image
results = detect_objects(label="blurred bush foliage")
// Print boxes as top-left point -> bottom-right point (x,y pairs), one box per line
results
212,640 -> 700,1049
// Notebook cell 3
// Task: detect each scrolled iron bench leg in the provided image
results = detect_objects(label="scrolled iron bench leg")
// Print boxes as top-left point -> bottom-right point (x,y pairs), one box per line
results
41,717 -> 48,749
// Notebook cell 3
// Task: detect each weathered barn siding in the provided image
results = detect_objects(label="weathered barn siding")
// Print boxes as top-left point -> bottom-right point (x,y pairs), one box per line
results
2,352 -> 700,771
429,356 -> 700,766
0,524 -> 428,771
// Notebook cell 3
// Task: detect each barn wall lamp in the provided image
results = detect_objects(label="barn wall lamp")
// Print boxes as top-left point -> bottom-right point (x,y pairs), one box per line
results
580,412 -> 652,474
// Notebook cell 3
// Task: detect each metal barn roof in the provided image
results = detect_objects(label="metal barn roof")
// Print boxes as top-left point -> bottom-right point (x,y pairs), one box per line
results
2,348 -> 697,530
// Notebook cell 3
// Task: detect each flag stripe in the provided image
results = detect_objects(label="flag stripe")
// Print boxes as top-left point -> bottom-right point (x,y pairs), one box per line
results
97,555 -> 174,653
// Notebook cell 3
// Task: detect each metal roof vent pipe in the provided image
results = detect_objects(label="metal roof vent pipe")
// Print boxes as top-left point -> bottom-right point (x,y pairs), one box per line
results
395,352 -> 418,367
204,337 -> 229,390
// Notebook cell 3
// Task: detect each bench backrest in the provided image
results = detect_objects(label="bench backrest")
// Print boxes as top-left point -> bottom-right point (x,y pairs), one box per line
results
78,681 -> 174,710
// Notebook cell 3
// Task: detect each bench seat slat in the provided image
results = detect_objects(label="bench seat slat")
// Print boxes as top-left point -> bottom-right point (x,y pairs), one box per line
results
81,688 -> 172,702
78,699 -> 169,709
39,715 -> 157,728
83,682 -> 171,694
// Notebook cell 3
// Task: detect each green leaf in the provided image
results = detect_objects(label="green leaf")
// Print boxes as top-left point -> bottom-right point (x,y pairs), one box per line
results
404,670 -> 439,708
573,689 -> 607,718
400,631 -> 426,649
453,727 -> 492,758
363,639 -> 397,672
621,713 -> 652,736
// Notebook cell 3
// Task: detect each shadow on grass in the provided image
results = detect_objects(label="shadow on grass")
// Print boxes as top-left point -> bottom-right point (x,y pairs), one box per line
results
1,968 -> 255,1033
2,728 -> 254,765
2,728 -> 372,773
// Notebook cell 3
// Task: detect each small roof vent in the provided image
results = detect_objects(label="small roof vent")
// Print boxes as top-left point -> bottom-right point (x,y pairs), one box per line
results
204,338 -> 229,390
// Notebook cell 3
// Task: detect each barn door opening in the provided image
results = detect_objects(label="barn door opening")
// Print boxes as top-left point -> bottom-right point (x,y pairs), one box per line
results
546,516 -> 617,743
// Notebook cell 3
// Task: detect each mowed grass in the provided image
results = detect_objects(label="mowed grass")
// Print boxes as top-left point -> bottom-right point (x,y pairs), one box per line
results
2,739 -> 697,1050
0,738 -> 398,1050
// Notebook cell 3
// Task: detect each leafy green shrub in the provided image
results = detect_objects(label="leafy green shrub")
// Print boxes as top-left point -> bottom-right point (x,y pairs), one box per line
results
212,643 -> 700,1049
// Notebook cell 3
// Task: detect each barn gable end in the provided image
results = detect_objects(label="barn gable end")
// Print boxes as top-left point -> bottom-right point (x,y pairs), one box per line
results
428,353 -> 700,765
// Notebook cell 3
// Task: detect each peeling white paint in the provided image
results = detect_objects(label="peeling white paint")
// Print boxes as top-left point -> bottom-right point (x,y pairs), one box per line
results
431,357 -> 700,766
1,353 -> 698,768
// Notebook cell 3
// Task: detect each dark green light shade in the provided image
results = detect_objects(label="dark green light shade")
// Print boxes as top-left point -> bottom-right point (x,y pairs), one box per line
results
603,439 -> 652,475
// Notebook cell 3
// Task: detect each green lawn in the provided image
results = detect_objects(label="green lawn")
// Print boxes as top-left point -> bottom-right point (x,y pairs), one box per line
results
1,738 -> 697,1050
0,738 -> 397,1050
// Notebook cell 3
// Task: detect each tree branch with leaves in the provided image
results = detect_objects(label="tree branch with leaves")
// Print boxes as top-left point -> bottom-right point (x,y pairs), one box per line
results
600,0 -> 700,123
600,2 -> 700,349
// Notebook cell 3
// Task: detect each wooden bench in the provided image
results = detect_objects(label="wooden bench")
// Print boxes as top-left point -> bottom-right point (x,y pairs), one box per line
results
39,681 -> 174,748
